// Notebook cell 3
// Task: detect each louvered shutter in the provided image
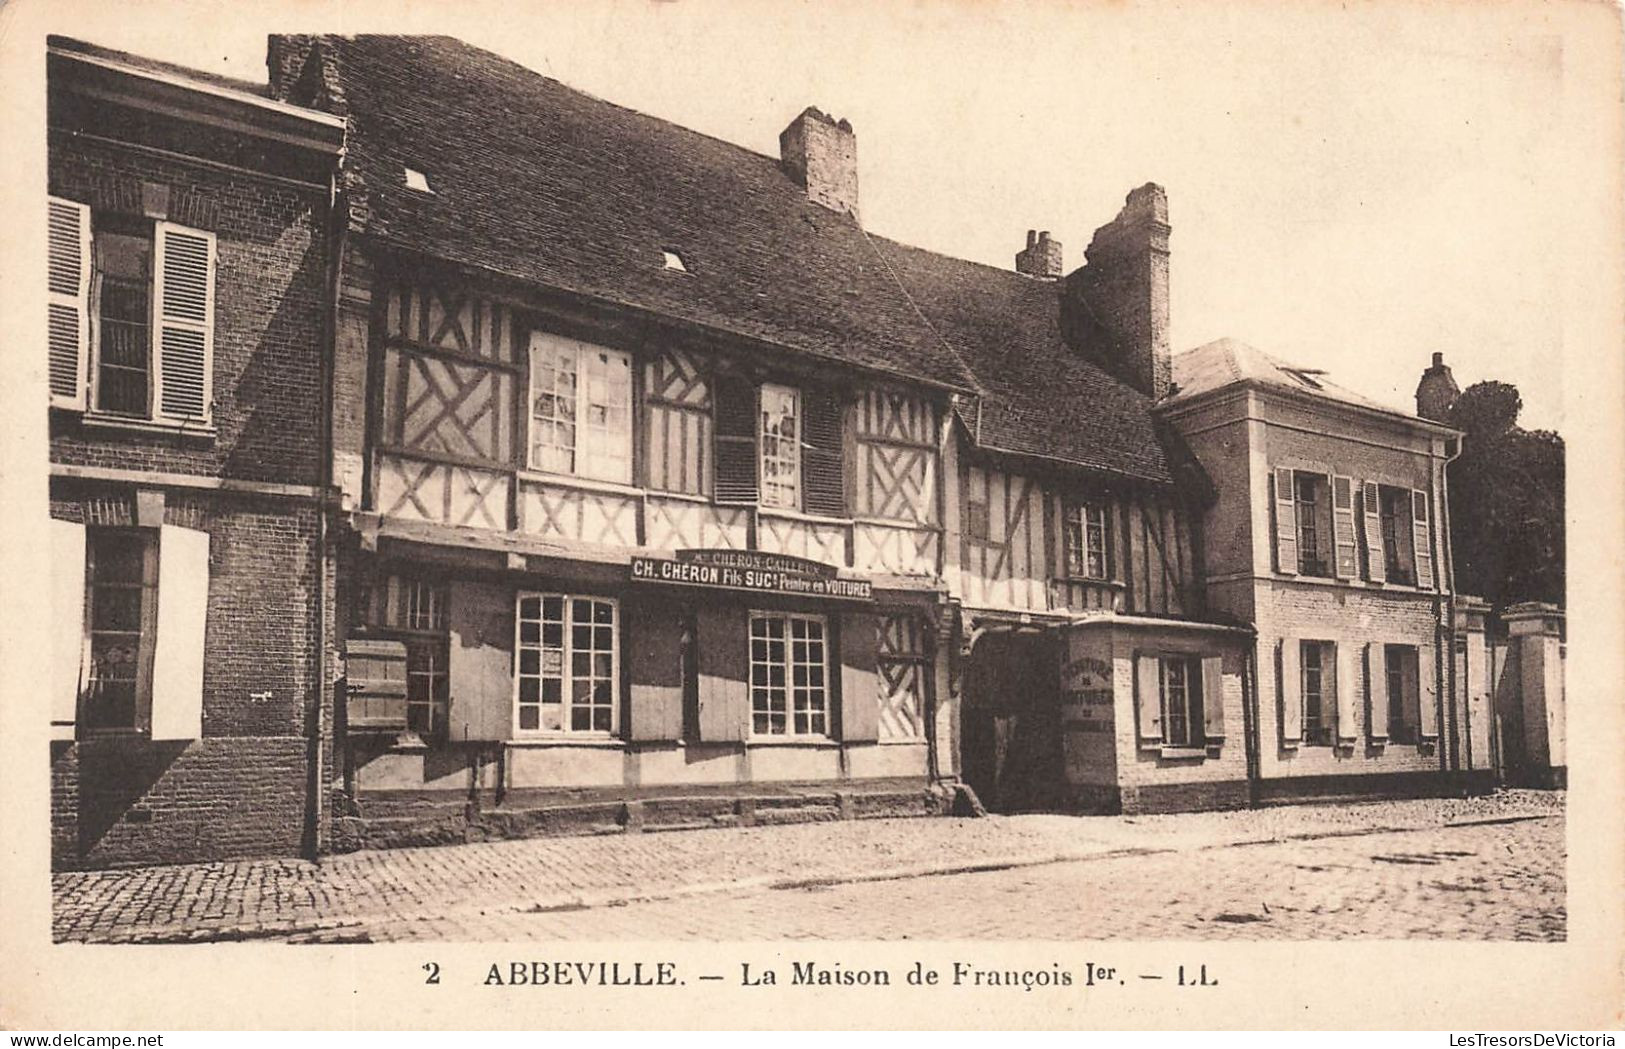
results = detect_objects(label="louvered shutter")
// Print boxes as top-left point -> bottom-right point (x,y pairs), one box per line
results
1134,652 -> 1162,746
696,604 -> 748,740
47,198 -> 92,410
153,222 -> 216,423
1366,643 -> 1389,741
1411,489 -> 1435,590
1279,639 -> 1302,745
1335,642 -> 1359,742
1201,655 -> 1226,741
151,524 -> 210,740
1417,641 -> 1439,741
1361,481 -> 1386,583
713,376 -> 758,504
801,389 -> 846,518
446,581 -> 512,740
1272,467 -> 1297,574
52,519 -> 87,739
627,598 -> 685,741
1331,474 -> 1358,579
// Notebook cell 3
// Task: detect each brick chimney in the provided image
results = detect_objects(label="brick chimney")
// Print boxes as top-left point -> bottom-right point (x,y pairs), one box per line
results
1060,183 -> 1172,399
779,107 -> 859,219
1416,352 -> 1461,422
267,35 -> 347,114
267,35 -> 317,102
1016,230 -> 1063,279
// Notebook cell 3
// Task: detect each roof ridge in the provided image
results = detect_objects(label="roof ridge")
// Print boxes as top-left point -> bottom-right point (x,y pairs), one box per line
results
337,35 -> 787,169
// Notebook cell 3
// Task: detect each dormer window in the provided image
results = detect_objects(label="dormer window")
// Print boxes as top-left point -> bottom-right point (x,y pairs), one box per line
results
1284,367 -> 1325,390
661,250 -> 688,272
403,167 -> 432,193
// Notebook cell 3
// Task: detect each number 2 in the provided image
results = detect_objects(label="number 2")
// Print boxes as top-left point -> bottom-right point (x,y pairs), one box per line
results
423,962 -> 440,985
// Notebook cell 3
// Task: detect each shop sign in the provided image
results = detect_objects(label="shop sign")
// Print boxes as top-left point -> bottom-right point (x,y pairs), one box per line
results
630,549 -> 873,602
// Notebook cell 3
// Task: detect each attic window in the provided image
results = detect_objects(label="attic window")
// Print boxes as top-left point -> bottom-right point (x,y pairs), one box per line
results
1284,368 -> 1326,390
403,167 -> 433,193
661,250 -> 689,273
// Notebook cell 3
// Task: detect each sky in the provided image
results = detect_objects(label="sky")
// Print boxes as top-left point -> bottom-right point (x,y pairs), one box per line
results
36,0 -> 1622,433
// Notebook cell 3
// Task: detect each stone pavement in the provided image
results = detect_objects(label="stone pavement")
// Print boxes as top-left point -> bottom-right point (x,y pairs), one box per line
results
52,789 -> 1564,943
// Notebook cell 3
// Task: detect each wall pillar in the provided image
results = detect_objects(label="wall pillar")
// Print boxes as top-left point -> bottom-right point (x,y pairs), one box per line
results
1504,602 -> 1566,787
1453,596 -> 1493,773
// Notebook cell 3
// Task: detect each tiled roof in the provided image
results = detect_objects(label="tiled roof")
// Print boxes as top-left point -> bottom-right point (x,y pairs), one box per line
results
324,35 -> 979,391
318,35 -> 1173,483
1169,337 -> 1407,417
871,239 -> 1173,484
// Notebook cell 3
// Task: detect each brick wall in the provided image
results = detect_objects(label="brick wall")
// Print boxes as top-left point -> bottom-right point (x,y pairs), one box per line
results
51,486 -> 326,867
1255,580 -> 1443,780
47,135 -> 328,487
51,736 -> 308,869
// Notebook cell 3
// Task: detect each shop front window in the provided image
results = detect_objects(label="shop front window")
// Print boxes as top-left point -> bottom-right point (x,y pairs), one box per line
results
516,593 -> 618,734
749,612 -> 827,736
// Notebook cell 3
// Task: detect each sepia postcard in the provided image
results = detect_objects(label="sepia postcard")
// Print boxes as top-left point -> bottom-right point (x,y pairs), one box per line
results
1,0 -> 1621,1032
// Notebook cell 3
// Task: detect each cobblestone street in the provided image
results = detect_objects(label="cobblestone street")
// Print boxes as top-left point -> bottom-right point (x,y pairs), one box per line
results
53,791 -> 1564,944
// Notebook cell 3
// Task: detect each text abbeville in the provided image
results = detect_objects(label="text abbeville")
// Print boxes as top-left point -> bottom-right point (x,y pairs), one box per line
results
484,960 -> 679,986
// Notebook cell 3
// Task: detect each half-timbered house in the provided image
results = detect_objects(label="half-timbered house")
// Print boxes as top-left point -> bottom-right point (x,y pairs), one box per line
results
874,191 -> 1255,815
266,36 -> 978,841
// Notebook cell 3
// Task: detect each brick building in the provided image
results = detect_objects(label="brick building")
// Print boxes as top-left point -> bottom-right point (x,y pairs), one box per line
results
45,33 -> 1498,866
1160,339 -> 1492,801
45,39 -> 345,868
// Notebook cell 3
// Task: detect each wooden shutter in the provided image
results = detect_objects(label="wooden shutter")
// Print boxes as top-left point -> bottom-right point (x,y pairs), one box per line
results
1134,652 -> 1162,745
713,375 -> 758,504
51,519 -> 86,739
1361,481 -> 1386,583
446,581 -> 512,740
627,598 -> 684,741
1331,474 -> 1358,579
1279,638 -> 1302,745
801,389 -> 846,518
153,222 -> 216,423
1335,642 -> 1359,742
151,524 -> 210,740
344,638 -> 409,729
1201,655 -> 1226,741
1272,467 -> 1297,574
1417,640 -> 1439,741
1366,643 -> 1389,741
1411,489 -> 1435,590
47,198 -> 92,410
696,604 -> 748,741
838,611 -> 880,742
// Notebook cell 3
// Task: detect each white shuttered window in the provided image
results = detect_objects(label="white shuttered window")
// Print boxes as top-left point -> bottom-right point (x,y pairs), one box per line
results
47,203 -> 216,424
152,222 -> 217,423
47,198 -> 92,409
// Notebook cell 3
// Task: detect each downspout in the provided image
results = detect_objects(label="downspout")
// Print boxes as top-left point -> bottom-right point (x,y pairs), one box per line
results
1242,633 -> 1260,806
306,170 -> 346,858
1439,435 -> 1463,777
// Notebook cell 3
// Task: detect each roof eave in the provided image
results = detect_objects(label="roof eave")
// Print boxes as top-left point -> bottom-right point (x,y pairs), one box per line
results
1160,377 -> 1463,439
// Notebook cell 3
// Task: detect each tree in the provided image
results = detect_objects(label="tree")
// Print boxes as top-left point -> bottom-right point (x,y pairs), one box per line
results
1445,382 -> 1565,610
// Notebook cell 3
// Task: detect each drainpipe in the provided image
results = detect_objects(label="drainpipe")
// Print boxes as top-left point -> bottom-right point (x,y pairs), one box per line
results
1439,434 -> 1463,778
305,172 -> 347,858
1242,635 -> 1260,806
